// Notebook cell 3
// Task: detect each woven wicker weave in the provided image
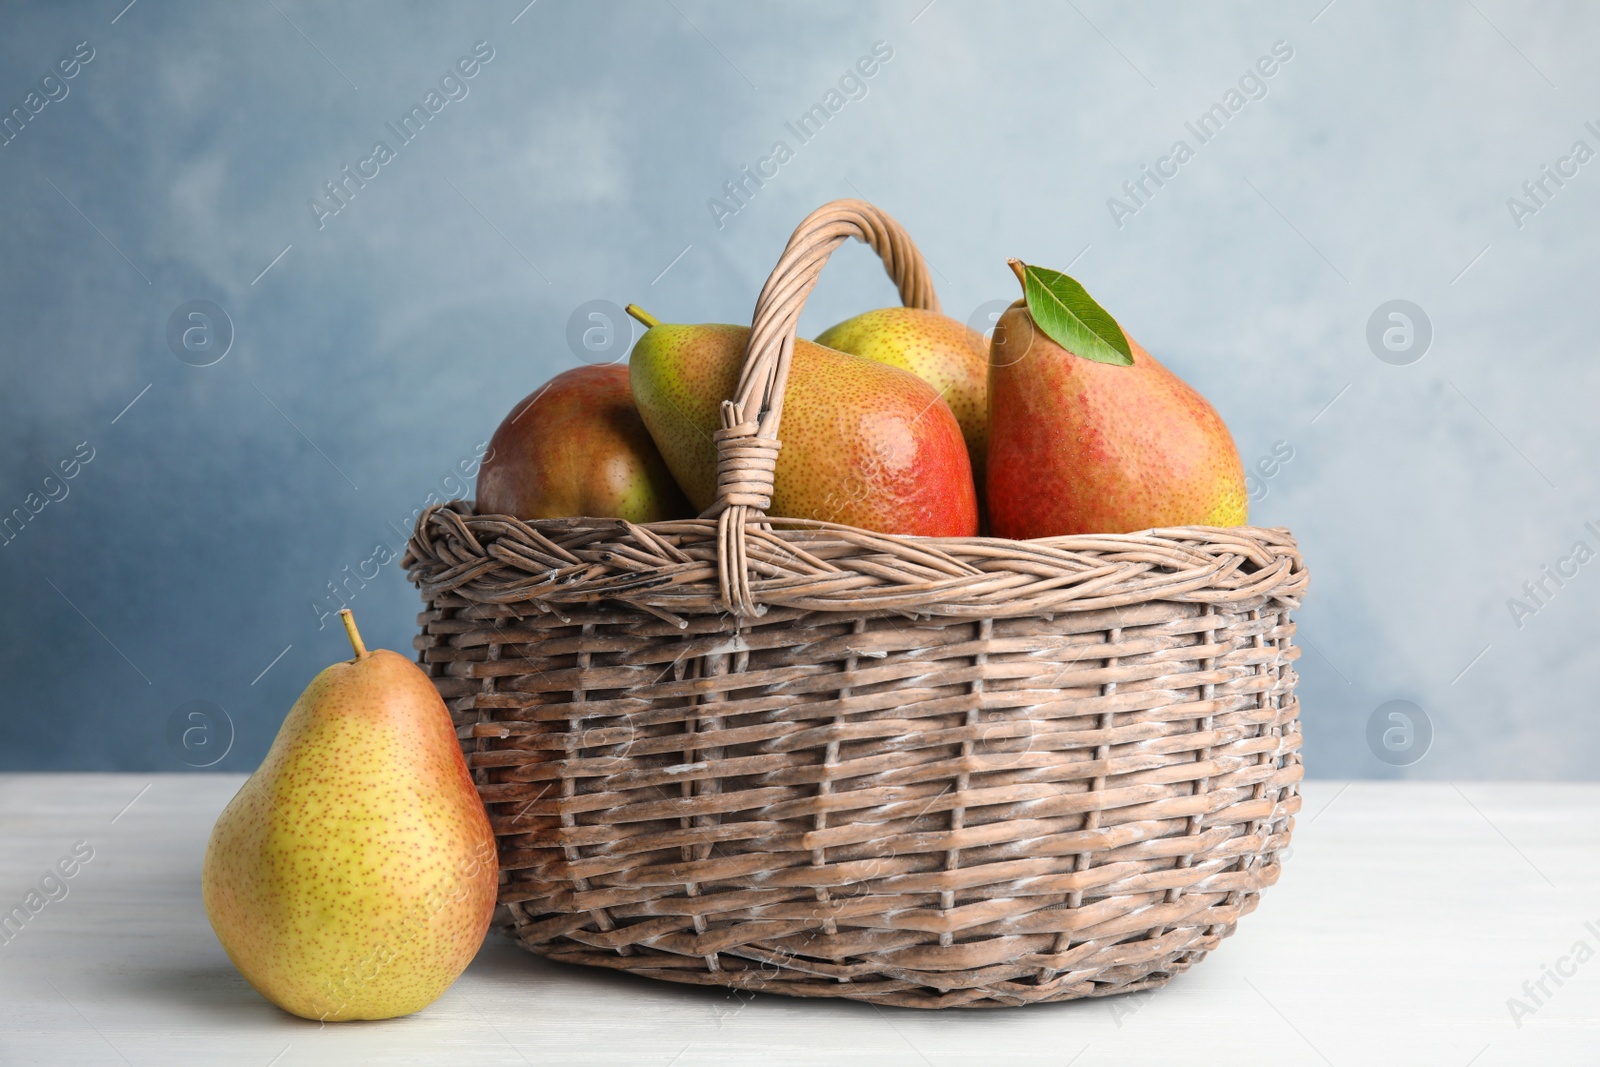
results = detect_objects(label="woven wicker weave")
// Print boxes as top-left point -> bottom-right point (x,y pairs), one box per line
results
406,199 -> 1308,1009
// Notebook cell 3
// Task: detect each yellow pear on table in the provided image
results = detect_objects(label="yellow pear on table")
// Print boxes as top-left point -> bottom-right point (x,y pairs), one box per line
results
202,610 -> 497,1021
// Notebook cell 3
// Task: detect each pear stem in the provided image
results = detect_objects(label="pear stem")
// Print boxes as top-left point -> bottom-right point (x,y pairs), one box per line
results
1007,259 -> 1027,290
625,304 -> 660,329
339,608 -> 369,660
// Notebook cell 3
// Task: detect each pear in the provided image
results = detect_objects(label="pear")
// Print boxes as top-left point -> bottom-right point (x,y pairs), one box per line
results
814,307 -> 990,491
202,610 -> 497,1021
476,364 -> 690,522
627,306 -> 977,537
987,260 -> 1247,538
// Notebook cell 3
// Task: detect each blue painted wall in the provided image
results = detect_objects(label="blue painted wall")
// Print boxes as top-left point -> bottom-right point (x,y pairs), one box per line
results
2,1 -> 1594,776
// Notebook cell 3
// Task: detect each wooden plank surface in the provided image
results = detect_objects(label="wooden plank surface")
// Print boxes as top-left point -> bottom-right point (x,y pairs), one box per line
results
0,775 -> 1596,1065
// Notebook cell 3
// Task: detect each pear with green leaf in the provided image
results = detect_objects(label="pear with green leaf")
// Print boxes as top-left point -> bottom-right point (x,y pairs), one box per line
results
987,259 -> 1246,538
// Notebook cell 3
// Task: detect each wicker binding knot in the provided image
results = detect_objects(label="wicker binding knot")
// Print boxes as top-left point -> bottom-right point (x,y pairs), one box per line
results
707,408 -> 780,617
708,411 -> 780,513
405,198 -> 1309,1009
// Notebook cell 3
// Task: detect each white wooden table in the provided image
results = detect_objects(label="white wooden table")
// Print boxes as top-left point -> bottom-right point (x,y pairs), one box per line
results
1,776 -> 1595,1066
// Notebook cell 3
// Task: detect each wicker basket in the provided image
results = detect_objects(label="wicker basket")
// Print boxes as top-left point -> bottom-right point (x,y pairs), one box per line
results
405,199 -> 1308,1009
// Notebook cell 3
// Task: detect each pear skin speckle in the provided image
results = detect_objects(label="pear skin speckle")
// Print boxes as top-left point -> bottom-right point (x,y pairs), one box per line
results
202,648 -> 498,1021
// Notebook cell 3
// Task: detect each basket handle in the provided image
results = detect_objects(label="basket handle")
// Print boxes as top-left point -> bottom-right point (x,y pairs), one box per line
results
707,198 -> 941,616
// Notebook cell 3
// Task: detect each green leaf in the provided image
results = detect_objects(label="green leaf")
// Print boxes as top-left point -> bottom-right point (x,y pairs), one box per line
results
1018,262 -> 1134,367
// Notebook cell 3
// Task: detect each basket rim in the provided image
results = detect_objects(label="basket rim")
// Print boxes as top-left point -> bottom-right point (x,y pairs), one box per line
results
404,502 -> 1307,622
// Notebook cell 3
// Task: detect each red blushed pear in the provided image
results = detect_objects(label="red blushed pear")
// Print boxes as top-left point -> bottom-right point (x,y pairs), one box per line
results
476,364 -> 690,522
626,305 -> 977,538
987,260 -> 1247,538
813,307 -> 990,497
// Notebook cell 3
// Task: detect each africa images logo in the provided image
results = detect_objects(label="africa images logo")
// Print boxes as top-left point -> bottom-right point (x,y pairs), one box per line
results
308,42 -> 496,230
1105,40 -> 1294,229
